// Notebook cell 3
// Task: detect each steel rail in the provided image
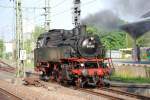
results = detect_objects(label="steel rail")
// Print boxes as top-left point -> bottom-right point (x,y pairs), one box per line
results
0,88 -> 22,100
0,60 -> 16,73
78,88 -> 124,100
100,87 -> 150,100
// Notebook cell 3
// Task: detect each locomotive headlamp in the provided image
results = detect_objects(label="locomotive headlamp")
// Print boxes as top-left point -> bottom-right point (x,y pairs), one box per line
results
90,37 -> 94,40
82,40 -> 88,47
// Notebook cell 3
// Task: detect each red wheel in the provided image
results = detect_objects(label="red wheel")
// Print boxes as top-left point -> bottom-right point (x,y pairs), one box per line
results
56,72 -> 62,84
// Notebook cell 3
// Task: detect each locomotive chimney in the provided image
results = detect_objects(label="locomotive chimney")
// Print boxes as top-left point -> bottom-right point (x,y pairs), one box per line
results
73,25 -> 86,35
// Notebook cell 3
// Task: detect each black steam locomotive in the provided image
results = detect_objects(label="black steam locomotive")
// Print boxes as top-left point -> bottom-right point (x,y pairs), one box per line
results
34,26 -> 112,87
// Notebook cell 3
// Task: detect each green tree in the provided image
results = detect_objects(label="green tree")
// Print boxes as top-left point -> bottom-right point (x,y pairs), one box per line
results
24,26 -> 45,54
86,26 -> 106,36
24,39 -> 32,54
125,34 -> 133,48
137,31 -> 150,47
32,26 -> 45,42
86,26 -> 127,50
23,26 -> 45,67
0,39 -> 4,58
4,52 -> 12,59
86,26 -> 98,35
100,31 -> 126,50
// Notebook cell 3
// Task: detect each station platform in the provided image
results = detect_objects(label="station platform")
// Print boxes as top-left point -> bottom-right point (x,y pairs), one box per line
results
112,59 -> 150,65
109,80 -> 150,88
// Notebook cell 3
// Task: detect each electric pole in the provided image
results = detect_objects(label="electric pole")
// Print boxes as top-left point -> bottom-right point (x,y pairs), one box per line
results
44,0 -> 51,31
73,0 -> 83,35
15,0 -> 24,78
73,0 -> 81,28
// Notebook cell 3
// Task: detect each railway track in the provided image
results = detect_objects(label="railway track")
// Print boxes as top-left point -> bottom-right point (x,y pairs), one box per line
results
0,88 -> 21,100
78,88 -> 123,100
79,88 -> 150,100
0,60 -> 16,73
24,78 -> 122,100
24,75 -> 150,100
1,60 -> 148,100
100,88 -> 150,100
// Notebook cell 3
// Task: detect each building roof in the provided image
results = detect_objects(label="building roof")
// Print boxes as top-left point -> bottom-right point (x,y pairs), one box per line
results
120,20 -> 150,39
141,11 -> 150,18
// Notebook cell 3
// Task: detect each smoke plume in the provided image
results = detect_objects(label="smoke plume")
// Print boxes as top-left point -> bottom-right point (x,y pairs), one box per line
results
82,10 -> 123,31
82,0 -> 150,31
105,0 -> 150,20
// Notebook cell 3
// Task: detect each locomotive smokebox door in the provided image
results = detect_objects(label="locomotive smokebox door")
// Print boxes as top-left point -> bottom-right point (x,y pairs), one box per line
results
77,36 -> 101,57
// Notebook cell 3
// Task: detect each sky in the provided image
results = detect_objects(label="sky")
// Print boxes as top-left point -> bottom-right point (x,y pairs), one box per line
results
0,0 -> 150,42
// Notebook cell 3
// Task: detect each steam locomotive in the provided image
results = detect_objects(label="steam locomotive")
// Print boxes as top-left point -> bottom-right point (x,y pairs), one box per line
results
34,26 -> 112,87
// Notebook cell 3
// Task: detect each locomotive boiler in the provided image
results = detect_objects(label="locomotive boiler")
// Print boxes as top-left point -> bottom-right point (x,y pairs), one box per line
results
34,26 -> 112,87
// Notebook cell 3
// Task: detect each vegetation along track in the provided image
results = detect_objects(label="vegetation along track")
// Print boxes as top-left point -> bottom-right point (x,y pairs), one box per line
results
0,88 -> 21,100
0,60 -> 16,73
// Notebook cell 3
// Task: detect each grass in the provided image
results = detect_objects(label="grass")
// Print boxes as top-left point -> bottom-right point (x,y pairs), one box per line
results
110,74 -> 150,84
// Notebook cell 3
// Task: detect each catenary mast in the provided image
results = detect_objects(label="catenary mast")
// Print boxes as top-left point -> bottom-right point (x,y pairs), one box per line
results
73,0 -> 81,28
15,0 -> 24,77
44,0 -> 51,31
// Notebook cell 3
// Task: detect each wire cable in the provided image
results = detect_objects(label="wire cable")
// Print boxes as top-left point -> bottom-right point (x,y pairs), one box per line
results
51,0 -> 97,17
51,0 -> 68,9
0,5 -> 44,9
0,5 -> 13,9
0,0 -> 97,10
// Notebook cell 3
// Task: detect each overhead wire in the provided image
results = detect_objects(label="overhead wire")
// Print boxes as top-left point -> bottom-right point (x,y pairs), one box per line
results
51,8 -> 71,17
0,5 -> 44,9
0,0 -> 97,10
1,0 -> 98,26
0,0 -> 98,24
23,0 -> 69,10
51,0 -> 68,9
33,0 -> 43,5
0,0 -> 67,9
51,0 -> 97,17
82,0 -> 97,6
0,5 -> 13,9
